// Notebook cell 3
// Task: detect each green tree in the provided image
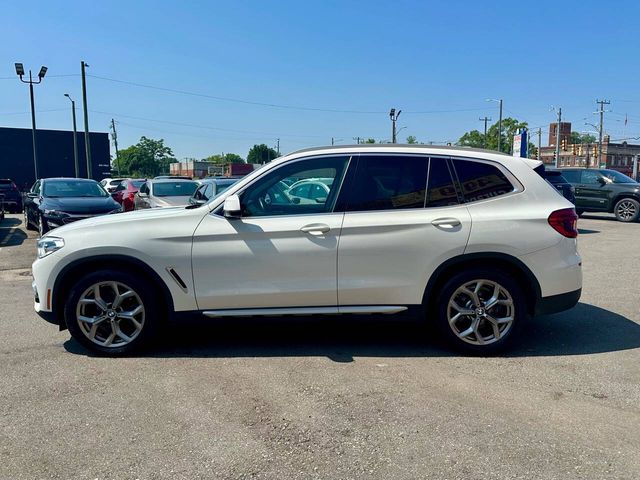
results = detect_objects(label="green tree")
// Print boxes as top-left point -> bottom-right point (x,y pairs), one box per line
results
247,144 -> 278,164
204,153 -> 245,164
457,117 -> 529,154
117,137 -> 176,177
570,132 -> 597,144
406,135 -> 418,144
363,138 -> 376,144
457,130 -> 485,148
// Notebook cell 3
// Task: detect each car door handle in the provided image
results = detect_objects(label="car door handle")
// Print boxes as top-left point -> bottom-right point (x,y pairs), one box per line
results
300,223 -> 330,235
431,217 -> 461,229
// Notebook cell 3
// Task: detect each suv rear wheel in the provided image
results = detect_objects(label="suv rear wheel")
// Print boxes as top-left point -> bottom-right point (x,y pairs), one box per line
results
64,269 -> 160,355
435,269 -> 525,354
614,198 -> 639,222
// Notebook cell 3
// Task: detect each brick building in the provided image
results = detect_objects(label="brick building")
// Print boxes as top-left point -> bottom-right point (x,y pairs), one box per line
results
540,122 -> 640,178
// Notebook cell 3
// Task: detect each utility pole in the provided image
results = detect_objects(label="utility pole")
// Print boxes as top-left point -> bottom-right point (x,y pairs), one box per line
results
479,116 -> 491,148
64,94 -> 79,177
81,61 -> 92,179
276,138 -> 280,156
537,127 -> 541,161
110,119 -> 120,176
390,108 -> 401,143
497,100 -> 503,152
15,63 -> 47,181
331,137 -> 334,146
554,107 -> 562,168
596,99 -> 610,169
353,137 -> 360,144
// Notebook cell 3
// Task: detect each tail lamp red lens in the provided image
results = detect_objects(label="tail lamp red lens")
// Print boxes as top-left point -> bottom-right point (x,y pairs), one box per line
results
548,208 -> 578,238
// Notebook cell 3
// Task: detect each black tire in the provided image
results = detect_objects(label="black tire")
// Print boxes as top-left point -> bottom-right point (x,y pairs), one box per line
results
434,269 -> 526,355
613,198 -> 640,223
64,269 -> 161,356
38,214 -> 49,236
24,210 -> 36,231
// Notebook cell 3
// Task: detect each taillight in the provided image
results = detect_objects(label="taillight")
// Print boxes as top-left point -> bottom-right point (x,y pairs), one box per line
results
548,208 -> 578,238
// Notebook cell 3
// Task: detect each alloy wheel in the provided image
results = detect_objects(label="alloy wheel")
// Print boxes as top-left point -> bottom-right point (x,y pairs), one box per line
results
616,200 -> 637,221
447,279 -> 514,346
75,281 -> 145,348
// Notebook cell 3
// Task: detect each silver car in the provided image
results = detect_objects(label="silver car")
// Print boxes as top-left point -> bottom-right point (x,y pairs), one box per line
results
134,179 -> 198,209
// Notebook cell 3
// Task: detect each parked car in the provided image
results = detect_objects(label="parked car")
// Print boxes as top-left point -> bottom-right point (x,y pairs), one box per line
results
542,169 -> 575,204
0,193 -> 5,221
134,179 -> 198,209
0,178 -> 23,213
560,168 -> 640,222
100,178 -> 125,193
286,178 -> 333,204
153,175 -> 192,180
189,178 -> 239,206
111,179 -> 147,212
24,178 -> 122,235
32,145 -> 581,356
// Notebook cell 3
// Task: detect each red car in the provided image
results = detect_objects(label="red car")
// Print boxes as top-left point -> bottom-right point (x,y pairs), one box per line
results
111,179 -> 146,212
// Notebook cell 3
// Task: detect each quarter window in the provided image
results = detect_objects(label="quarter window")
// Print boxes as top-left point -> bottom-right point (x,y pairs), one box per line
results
345,155 -> 428,211
452,159 -> 514,203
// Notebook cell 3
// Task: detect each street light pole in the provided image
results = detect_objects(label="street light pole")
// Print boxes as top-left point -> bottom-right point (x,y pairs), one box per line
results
15,63 -> 47,181
81,61 -> 92,179
64,94 -> 80,178
390,108 -> 401,143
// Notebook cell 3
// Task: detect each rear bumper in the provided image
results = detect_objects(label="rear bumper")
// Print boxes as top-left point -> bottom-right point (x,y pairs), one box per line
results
535,288 -> 581,316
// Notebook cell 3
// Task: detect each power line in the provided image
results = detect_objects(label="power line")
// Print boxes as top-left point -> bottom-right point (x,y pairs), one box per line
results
89,110 -> 330,139
86,74 -> 486,115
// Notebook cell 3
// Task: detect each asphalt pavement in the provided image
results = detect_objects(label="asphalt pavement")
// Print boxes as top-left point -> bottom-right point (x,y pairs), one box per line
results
0,212 -> 639,480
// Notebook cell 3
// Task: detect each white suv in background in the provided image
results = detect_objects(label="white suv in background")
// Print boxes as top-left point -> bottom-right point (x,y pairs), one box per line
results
32,145 -> 582,355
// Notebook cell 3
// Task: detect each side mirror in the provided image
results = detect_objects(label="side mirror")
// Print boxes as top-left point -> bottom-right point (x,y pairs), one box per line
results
138,191 -> 148,197
223,194 -> 241,218
27,192 -> 38,198
190,198 -> 206,206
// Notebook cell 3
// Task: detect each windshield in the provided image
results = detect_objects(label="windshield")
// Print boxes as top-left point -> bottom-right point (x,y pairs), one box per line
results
43,180 -> 108,198
153,181 -> 198,197
602,170 -> 636,184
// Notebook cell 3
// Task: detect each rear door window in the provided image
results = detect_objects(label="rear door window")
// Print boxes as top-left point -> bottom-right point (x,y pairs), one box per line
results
560,170 -> 580,183
345,155 -> 428,211
426,159 -> 459,207
451,159 -> 514,203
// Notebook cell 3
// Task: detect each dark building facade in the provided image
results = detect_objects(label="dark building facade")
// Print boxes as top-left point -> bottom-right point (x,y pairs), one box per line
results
0,127 -> 111,190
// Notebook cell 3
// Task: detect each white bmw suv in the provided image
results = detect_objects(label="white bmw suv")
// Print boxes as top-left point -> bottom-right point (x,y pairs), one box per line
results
32,145 -> 582,355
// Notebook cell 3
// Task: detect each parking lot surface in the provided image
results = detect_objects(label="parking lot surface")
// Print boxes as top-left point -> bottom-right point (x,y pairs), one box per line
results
1,212 -> 639,479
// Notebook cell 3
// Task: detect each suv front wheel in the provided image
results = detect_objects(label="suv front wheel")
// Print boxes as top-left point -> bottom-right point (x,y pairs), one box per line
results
435,269 -> 525,354
64,269 -> 160,355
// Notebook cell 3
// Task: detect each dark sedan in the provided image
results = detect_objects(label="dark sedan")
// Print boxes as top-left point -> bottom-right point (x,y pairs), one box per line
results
24,178 -> 122,235
0,179 -> 23,213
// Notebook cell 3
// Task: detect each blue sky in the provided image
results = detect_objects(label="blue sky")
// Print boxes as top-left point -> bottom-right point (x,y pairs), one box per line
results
2,0 -> 639,160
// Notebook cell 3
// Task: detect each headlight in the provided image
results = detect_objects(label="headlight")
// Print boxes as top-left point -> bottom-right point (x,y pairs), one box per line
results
43,209 -> 68,218
37,237 -> 65,259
